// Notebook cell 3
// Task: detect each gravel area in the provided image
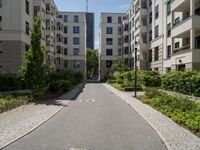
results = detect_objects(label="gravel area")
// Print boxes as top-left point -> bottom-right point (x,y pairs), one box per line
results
0,83 -> 85,149
104,83 -> 200,150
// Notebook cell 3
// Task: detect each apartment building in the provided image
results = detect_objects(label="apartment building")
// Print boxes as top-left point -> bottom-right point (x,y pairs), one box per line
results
99,13 -> 127,79
0,0 -> 94,79
56,12 -> 87,79
0,0 -> 33,73
99,0 -> 200,79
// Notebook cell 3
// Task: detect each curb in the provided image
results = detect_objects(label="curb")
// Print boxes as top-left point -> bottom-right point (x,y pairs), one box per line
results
0,83 -> 85,150
104,83 -> 200,150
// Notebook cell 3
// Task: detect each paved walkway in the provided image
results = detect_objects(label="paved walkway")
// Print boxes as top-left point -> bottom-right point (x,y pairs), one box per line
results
104,83 -> 200,150
2,83 -> 166,150
0,83 -> 85,149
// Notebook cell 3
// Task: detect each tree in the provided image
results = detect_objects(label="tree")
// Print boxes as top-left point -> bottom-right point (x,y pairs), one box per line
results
21,17 -> 48,96
86,48 -> 99,79
112,56 -> 130,72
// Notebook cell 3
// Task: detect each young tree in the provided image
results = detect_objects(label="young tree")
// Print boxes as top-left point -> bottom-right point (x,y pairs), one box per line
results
86,48 -> 99,79
21,17 -> 48,96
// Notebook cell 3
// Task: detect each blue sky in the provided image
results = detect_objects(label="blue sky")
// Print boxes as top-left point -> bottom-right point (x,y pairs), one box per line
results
54,0 -> 132,49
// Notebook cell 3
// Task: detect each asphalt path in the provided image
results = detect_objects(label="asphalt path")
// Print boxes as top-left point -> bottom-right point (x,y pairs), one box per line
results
3,83 -> 167,150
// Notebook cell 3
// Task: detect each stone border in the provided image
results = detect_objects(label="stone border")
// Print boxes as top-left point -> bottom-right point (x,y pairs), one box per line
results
104,83 -> 200,150
0,83 -> 85,150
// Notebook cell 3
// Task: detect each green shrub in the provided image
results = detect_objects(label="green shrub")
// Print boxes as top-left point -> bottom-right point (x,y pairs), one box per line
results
143,88 -> 200,132
50,70 -> 83,86
162,71 -> 200,97
0,74 -> 24,91
48,80 -> 73,93
138,71 -> 161,87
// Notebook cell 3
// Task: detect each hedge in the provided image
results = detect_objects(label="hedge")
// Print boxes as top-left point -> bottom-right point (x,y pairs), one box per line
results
0,74 -> 24,91
162,71 -> 200,97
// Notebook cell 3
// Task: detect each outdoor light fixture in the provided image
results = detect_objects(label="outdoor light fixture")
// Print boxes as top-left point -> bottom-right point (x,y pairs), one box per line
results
134,47 -> 138,98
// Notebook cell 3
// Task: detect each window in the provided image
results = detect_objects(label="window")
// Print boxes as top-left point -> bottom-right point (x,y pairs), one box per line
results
25,21 -> 29,35
106,38 -> 113,45
73,37 -> 80,45
106,27 -> 113,34
174,17 -> 180,26
155,5 -> 159,19
74,16 -> 79,22
167,0 -> 171,15
125,47 -> 129,54
154,68 -> 159,71
149,49 -> 152,62
118,16 -> 122,23
118,27 -> 122,34
57,58 -> 62,65
166,67 -> 171,73
73,26 -> 80,34
64,26 -> 68,33
155,25 -> 159,38
57,46 -> 61,54
149,30 -> 152,41
64,60 -> 68,68
106,60 -> 112,68
25,45 -> 29,52
0,65 -> 2,69
118,49 -> 122,55
106,49 -> 113,56
74,48 -> 80,55
26,0 -> 29,15
0,16 -> 2,22
118,38 -> 122,45
64,37 -> 68,44
0,0 -> 2,7
195,7 -> 200,15
167,45 -> 171,58
154,46 -> 159,61
107,16 -> 112,23
167,23 -> 171,37
74,60 -> 80,68
149,12 -> 152,24
64,15 -> 68,22
175,42 -> 180,48
64,48 -> 68,55
149,0 -> 152,7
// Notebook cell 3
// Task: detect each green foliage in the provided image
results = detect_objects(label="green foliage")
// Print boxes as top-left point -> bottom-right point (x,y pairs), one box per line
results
21,17 -> 49,94
0,74 -> 25,91
138,71 -> 161,87
144,88 -> 200,131
162,71 -> 200,97
49,70 -> 83,86
48,80 -> 73,93
86,48 -> 99,79
111,56 -> 130,72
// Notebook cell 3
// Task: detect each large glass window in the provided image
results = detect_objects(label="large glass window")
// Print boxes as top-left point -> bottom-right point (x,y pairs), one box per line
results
154,46 -> 159,61
106,60 -> 112,68
106,49 -> 113,56
64,15 -> 68,22
155,5 -> 159,19
73,26 -> 80,34
26,0 -> 29,15
106,27 -> 113,34
74,16 -> 79,22
107,16 -> 112,23
106,38 -> 113,45
74,48 -> 80,55
155,25 -> 159,38
73,37 -> 80,45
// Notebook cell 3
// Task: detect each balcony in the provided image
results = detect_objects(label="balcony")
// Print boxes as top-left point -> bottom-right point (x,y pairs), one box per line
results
171,0 -> 188,11
135,8 -> 147,20
135,25 -> 147,36
172,16 -> 200,38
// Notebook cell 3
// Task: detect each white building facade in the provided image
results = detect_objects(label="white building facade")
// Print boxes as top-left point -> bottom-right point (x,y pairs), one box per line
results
99,0 -> 200,80
0,0 -> 94,79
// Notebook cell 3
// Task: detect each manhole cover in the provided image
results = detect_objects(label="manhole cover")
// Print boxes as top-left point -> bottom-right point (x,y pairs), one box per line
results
69,147 -> 89,150
79,99 -> 95,103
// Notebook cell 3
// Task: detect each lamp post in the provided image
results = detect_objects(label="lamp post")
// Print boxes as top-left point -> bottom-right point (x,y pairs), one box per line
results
134,41 -> 138,98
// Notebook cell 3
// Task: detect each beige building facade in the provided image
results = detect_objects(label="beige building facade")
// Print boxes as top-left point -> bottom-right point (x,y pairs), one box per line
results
99,0 -> 200,80
0,0 -> 93,79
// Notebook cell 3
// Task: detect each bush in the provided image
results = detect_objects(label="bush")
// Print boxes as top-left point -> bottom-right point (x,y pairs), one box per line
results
48,80 -> 73,93
49,70 -> 83,86
0,74 -> 24,91
138,71 -> 161,87
144,88 -> 200,132
162,71 -> 200,97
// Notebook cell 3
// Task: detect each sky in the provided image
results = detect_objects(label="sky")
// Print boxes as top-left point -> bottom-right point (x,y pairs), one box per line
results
54,0 -> 132,49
